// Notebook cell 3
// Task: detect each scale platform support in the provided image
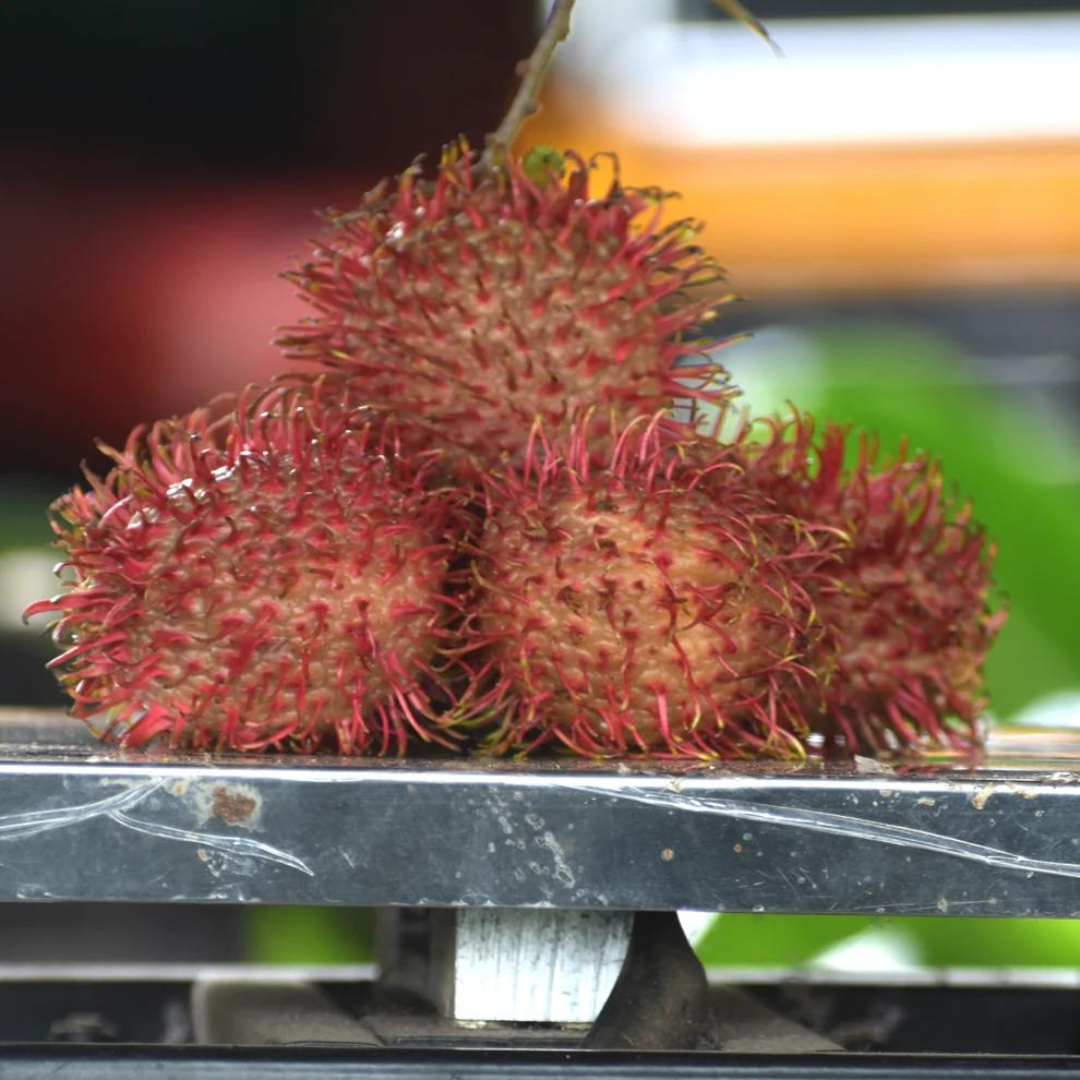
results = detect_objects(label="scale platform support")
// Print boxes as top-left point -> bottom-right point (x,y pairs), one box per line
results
0,710 -> 1076,917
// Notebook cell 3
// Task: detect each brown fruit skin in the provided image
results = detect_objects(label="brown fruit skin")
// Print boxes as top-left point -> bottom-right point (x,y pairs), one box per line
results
280,150 -> 735,465
738,413 -> 1004,757
27,376 -> 471,755
459,419 -> 840,759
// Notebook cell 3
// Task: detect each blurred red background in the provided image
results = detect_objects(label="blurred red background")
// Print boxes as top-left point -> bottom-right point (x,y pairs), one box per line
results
0,1 -> 531,477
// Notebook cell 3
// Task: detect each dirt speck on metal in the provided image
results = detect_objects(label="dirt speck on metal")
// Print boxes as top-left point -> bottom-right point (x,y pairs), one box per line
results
212,785 -> 258,825
192,781 -> 261,829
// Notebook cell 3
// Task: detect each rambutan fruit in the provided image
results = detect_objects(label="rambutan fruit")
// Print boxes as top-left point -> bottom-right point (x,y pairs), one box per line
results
279,148 -> 733,462
456,417 -> 839,759
26,378 -> 469,754
740,412 -> 1004,757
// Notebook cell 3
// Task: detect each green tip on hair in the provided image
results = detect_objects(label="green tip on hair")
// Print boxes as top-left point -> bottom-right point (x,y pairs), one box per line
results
523,145 -> 566,185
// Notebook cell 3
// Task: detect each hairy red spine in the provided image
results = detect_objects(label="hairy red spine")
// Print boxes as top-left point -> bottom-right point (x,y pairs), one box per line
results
738,411 -> 1004,756
279,151 -> 735,461
455,416 -> 840,759
27,378 -> 470,754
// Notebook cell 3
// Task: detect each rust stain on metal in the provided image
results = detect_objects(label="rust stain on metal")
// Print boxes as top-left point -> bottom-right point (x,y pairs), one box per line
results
212,785 -> 258,825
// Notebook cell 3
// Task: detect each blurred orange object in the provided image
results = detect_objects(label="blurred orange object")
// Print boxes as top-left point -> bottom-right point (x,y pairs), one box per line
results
526,89 -> 1080,300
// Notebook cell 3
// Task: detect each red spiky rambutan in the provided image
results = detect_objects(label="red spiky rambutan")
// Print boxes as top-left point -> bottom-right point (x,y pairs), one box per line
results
740,412 -> 1004,757
456,417 -> 839,759
279,148 -> 733,462
26,377 -> 469,754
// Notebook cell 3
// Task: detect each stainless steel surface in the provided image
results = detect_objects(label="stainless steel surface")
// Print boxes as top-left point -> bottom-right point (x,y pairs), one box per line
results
3,709 -> 1080,915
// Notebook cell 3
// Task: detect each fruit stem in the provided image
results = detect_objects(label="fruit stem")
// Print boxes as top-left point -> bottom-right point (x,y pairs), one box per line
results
482,0 -> 576,169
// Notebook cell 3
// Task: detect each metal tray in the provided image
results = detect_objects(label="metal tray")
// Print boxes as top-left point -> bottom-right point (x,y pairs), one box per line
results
2,709 -> 1080,916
